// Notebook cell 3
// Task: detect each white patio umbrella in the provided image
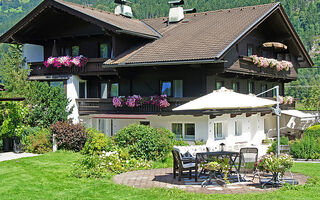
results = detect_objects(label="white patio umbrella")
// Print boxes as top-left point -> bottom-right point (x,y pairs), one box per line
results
173,87 -> 277,111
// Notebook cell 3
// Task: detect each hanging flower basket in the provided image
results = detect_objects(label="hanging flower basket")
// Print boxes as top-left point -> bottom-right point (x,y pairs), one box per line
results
112,95 -> 170,108
249,55 -> 293,72
44,55 -> 88,68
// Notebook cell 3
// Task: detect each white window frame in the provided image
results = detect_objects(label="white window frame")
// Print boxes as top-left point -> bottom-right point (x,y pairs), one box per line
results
234,120 -> 242,136
214,122 -> 224,140
171,122 -> 195,141
79,80 -> 87,99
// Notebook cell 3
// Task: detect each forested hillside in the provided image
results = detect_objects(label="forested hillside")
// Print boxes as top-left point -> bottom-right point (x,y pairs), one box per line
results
0,0 -> 320,103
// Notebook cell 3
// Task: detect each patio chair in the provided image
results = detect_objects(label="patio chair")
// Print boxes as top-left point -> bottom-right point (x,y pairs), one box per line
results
172,149 -> 196,181
238,147 -> 259,182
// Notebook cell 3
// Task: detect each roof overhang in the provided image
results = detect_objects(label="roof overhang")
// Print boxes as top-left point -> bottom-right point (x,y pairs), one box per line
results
103,58 -> 226,68
0,0 -> 159,44
92,114 -> 151,119
215,2 -> 313,68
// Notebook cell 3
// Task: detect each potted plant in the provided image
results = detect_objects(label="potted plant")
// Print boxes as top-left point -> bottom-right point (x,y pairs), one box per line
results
255,153 -> 294,187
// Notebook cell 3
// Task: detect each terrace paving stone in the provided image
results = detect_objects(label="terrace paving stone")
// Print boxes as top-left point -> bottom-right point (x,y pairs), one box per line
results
113,168 -> 308,194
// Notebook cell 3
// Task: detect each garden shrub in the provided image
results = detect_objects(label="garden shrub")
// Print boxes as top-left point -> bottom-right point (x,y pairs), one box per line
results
290,135 -> 320,159
22,127 -> 52,154
72,148 -> 153,178
173,139 -> 190,146
51,121 -> 87,152
194,140 -> 206,145
267,136 -> 289,153
304,125 -> 320,138
81,128 -> 115,156
113,124 -> 175,161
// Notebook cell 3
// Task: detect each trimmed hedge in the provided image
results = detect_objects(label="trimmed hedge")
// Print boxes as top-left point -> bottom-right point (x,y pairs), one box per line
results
113,124 -> 175,161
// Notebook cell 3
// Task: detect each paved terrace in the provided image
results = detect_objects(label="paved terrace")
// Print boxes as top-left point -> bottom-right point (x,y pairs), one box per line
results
114,168 -> 308,194
0,152 -> 39,162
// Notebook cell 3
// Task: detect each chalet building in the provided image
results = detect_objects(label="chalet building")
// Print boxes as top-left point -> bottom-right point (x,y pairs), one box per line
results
0,0 -> 313,154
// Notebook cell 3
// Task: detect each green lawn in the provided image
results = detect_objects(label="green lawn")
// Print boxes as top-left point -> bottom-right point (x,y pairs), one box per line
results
0,152 -> 319,200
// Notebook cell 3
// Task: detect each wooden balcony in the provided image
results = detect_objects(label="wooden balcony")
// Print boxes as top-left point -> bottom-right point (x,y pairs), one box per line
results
29,58 -> 117,77
76,96 -> 295,116
226,56 -> 298,80
76,97 -> 196,116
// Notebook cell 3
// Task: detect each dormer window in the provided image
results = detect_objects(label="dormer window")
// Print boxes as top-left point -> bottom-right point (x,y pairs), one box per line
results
247,44 -> 253,56
100,43 -> 109,59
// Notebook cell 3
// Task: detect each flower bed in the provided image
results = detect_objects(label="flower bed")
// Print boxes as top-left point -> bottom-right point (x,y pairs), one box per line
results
249,55 -> 293,71
113,95 -> 170,108
44,56 -> 88,68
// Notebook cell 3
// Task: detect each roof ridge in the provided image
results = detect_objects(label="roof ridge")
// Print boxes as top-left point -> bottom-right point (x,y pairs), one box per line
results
54,0 -> 142,22
142,2 -> 279,21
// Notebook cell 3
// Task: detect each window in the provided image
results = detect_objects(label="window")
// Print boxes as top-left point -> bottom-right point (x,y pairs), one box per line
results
216,81 -> 223,90
173,80 -> 183,97
172,123 -> 183,139
247,44 -> 253,56
214,123 -> 223,139
261,84 -> 267,97
101,83 -> 108,99
61,47 -> 71,56
110,83 -> 119,97
100,43 -> 108,59
262,49 -> 268,58
161,80 -> 183,97
50,81 -> 63,88
184,123 -> 195,140
98,119 -> 106,134
140,121 -> 150,126
248,82 -> 254,94
161,81 -> 172,96
232,82 -> 239,92
72,46 -> 80,57
79,82 -> 86,98
235,121 -> 242,136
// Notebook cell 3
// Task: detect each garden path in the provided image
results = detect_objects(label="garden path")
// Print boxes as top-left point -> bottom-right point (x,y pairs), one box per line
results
0,152 -> 39,162
113,168 -> 308,194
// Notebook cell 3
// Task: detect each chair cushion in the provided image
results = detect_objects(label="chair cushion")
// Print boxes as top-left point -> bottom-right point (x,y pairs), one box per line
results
182,162 -> 195,168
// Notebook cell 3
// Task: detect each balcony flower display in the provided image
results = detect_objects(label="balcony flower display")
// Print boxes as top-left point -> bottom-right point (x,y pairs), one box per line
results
112,95 -> 170,108
275,96 -> 294,105
249,55 -> 293,71
255,153 -> 294,185
44,55 -> 88,68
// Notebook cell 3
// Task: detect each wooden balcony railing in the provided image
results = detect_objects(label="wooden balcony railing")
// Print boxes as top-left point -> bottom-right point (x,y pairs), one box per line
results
29,58 -> 117,76
76,97 -> 196,115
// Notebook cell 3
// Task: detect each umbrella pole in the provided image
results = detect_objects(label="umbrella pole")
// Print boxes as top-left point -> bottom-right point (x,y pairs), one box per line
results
275,86 -> 281,157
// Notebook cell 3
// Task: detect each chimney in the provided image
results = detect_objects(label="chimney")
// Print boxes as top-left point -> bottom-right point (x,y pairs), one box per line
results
168,1 -> 196,23
114,0 -> 133,18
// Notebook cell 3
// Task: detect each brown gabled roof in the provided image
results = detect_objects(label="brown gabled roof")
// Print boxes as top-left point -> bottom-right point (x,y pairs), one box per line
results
104,2 -> 313,67
0,0 -> 159,43
105,3 -> 278,65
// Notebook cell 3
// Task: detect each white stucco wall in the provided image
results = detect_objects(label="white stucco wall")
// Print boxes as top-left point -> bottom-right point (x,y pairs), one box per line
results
80,115 -> 209,141
206,113 -> 270,156
22,44 -> 44,65
67,75 -> 81,123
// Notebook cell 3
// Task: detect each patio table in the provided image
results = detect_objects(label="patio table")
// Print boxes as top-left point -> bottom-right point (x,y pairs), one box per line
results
195,151 -> 240,182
